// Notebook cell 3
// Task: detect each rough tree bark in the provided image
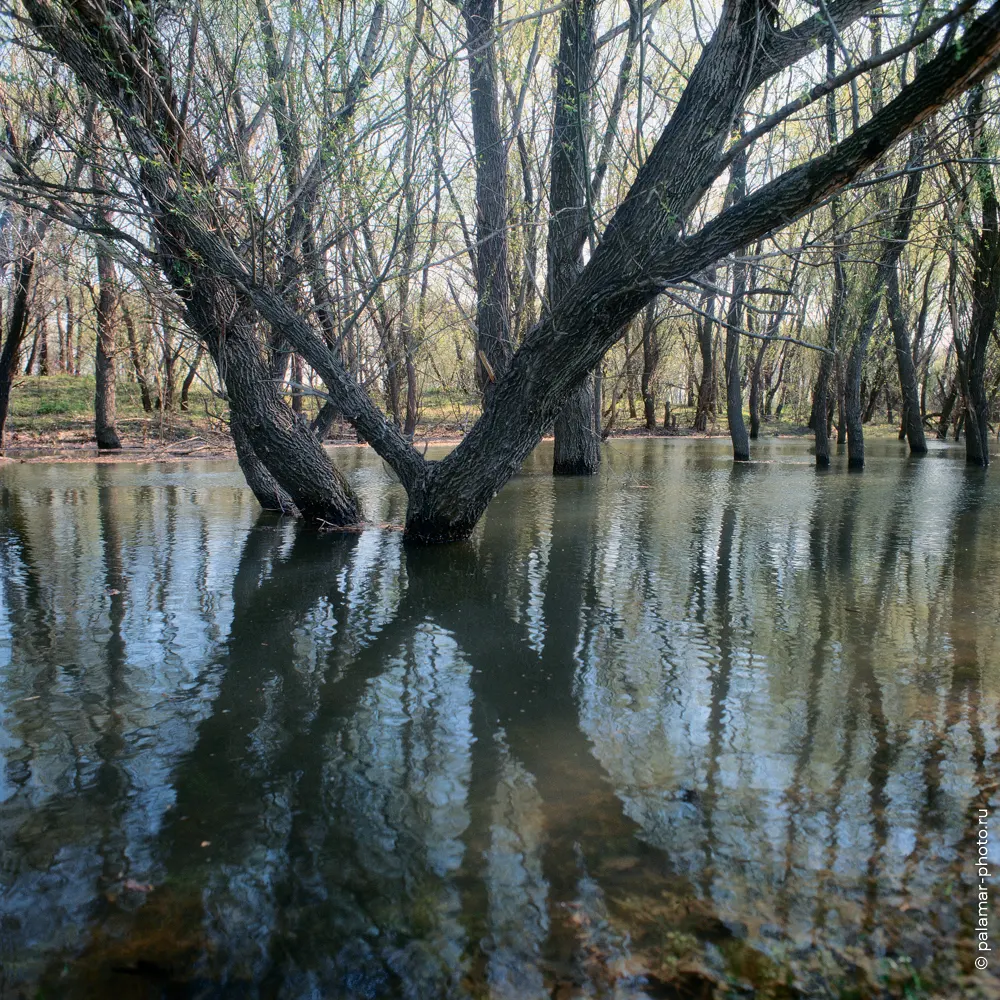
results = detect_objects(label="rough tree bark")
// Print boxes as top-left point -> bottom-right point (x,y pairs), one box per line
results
549,0 -> 600,475
886,258 -> 928,453
93,166 -> 122,450
460,0 -> 514,393
693,269 -> 718,432
815,42 -> 847,468
640,301 -> 660,430
724,146 -> 750,461
957,86 -> 1000,467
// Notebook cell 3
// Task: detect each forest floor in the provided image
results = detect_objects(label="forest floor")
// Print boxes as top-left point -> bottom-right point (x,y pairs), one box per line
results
1,373 -> 908,463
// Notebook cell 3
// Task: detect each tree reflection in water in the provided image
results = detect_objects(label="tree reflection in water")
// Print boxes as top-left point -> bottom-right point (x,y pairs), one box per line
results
0,442 -> 998,997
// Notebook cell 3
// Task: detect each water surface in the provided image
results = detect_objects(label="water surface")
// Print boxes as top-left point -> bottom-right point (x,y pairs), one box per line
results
1,439 -> 998,998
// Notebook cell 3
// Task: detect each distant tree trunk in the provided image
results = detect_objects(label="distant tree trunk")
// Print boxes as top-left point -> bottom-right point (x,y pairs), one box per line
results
886,264 -> 927,452
640,301 -> 659,430
94,257 -> 122,449
693,267 -> 717,432
748,339 -> 767,439
122,299 -> 155,412
37,323 -> 49,376
549,0 -> 600,475
180,343 -> 205,411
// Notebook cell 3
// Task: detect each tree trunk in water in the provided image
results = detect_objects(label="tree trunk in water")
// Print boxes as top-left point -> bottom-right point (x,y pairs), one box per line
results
886,265 -> 927,453
553,372 -> 601,474
960,87 -> 1000,467
814,358 -> 833,466
231,413 -> 298,514
938,375 -> 958,440
640,301 -> 659,430
693,267 -> 717,432
189,292 -> 362,524
94,222 -> 123,451
724,145 -> 749,461
549,0 -> 600,475
748,340 -> 766,440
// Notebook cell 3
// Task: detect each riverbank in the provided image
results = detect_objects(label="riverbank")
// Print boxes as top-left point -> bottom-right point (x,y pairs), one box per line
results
6,372 -> 912,464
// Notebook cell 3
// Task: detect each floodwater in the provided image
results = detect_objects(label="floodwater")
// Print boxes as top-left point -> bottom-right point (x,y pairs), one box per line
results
0,438 -> 998,999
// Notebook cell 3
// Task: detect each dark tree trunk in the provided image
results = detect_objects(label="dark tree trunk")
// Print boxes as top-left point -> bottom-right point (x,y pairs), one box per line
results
959,87 -> 1000,467
121,301 -> 155,410
640,301 -> 659,430
180,343 -> 205,411
37,325 -> 49,376
749,339 -> 767,440
549,0 -> 600,474
0,250 -> 36,453
886,263 -> 927,452
724,146 -> 749,461
463,0 -> 513,394
938,373 -> 959,440
693,268 -> 717,432
230,413 -> 298,514
94,240 -> 122,450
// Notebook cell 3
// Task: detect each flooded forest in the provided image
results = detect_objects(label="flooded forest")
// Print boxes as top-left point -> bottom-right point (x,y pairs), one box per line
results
2,0 -> 1000,996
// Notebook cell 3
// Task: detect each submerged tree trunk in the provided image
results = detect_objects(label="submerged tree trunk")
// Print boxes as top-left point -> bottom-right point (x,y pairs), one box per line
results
886,263 -> 927,452
549,0 -> 600,475
748,339 -> 767,440
640,301 -> 660,430
724,147 -> 749,461
693,267 -> 717,432
959,87 -> 1000,467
